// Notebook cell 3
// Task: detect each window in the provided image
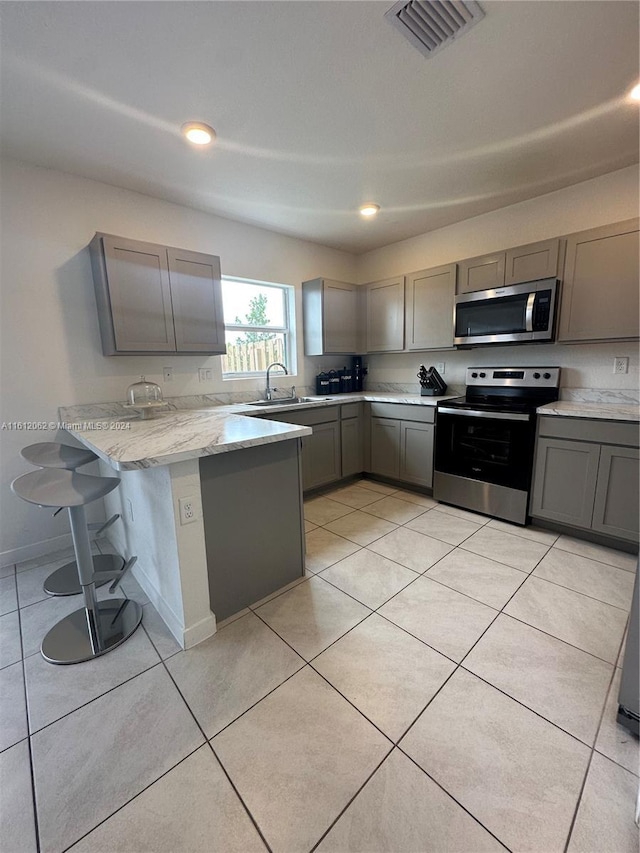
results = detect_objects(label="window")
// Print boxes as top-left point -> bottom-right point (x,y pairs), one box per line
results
221,277 -> 295,377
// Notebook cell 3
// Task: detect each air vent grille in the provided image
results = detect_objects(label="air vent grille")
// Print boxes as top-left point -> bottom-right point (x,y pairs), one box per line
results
385,0 -> 485,59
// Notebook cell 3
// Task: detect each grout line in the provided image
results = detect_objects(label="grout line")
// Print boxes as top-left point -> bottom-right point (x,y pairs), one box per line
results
551,542 -> 638,573
521,572 -> 632,612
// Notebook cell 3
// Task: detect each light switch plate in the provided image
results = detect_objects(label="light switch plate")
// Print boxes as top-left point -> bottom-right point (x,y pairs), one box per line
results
198,368 -> 212,382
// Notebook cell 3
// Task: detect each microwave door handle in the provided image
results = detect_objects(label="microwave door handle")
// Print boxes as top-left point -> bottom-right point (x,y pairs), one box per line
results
525,293 -> 535,332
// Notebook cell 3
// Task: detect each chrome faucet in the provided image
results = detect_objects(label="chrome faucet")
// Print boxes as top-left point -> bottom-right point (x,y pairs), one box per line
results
265,362 -> 288,401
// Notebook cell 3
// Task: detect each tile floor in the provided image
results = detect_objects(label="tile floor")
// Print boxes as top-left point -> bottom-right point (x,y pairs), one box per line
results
1,478 -> 638,853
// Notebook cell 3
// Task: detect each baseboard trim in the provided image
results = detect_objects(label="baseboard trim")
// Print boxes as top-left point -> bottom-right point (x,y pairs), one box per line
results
2,531 -> 97,569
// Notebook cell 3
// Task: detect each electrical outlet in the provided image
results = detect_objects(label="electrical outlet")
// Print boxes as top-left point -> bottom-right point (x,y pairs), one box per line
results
126,498 -> 134,523
198,368 -> 212,382
613,357 -> 629,375
163,366 -> 174,382
436,362 -> 446,374
179,496 -> 198,525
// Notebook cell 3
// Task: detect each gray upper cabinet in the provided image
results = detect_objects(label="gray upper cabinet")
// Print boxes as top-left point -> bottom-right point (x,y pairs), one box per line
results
366,276 -> 405,352
90,233 -> 224,356
405,264 -> 456,350
505,238 -> 561,286
457,252 -> 505,294
558,219 -> 639,342
302,278 -> 362,355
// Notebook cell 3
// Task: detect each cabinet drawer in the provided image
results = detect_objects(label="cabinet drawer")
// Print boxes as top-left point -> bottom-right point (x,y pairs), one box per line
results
538,416 -> 639,447
369,403 -> 435,423
341,403 -> 363,420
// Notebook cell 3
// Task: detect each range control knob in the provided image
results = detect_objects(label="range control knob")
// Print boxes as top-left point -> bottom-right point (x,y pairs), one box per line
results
479,372 -> 486,378
471,372 -> 478,378
543,372 -> 551,379
533,372 -> 541,379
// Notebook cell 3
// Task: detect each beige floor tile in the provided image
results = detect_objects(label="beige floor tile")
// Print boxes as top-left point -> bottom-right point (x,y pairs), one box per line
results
0,740 -> 37,853
166,612 -> 303,738
553,536 -> 638,573
325,483 -> 385,509
568,753 -> 639,853
357,479 -> 398,496
426,549 -> 526,609
617,622 -> 629,669
70,746 -> 266,852
362,495 -> 427,524
140,603 -> 182,660
595,668 -> 640,775
465,614 -> 614,745
316,749 -> 504,853
313,614 -> 455,741
405,509 -> 482,546
367,527 -> 454,574
461,526 -> 550,572
24,627 -> 161,733
213,667 -> 391,853
0,662 -> 27,752
0,575 -> 18,617
324,510 -> 398,547
486,517 -> 559,546
255,575 -> 370,660
304,528 -> 361,573
389,489 -> 438,509
378,576 -> 497,662
304,496 -> 355,526
534,548 -> 635,610
0,563 -> 15,579
321,549 -> 418,610
505,577 -> 628,664
31,666 -> 204,853
0,611 -> 22,670
433,503 -> 491,525
401,669 -> 590,853
304,519 -> 318,533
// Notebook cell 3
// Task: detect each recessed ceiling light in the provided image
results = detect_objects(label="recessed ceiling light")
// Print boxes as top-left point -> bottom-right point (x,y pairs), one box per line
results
181,122 -> 216,145
359,203 -> 380,217
630,83 -> 640,101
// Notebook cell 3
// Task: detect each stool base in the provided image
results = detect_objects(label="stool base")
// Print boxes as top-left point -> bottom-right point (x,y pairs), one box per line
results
41,599 -> 143,665
43,554 -> 124,597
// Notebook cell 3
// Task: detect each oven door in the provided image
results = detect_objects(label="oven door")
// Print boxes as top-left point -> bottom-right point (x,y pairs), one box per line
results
435,408 -> 536,491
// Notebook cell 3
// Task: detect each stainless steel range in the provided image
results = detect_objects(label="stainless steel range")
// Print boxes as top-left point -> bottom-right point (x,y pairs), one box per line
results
434,367 -> 560,525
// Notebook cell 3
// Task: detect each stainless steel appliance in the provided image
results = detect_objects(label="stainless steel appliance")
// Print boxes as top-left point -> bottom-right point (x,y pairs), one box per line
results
454,279 -> 558,347
434,367 -> 560,525
617,566 -> 639,737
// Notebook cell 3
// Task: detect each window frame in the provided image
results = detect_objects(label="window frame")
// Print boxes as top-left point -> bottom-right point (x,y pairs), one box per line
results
221,276 -> 296,380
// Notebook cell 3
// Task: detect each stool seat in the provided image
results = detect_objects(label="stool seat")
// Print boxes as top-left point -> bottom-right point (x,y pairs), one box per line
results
11,468 -> 121,508
21,442 -> 98,470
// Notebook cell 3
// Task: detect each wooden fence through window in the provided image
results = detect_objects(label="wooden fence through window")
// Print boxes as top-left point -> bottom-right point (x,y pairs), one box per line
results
222,337 -> 285,374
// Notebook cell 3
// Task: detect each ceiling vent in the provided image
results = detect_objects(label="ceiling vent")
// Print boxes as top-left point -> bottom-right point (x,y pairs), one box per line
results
385,0 -> 485,59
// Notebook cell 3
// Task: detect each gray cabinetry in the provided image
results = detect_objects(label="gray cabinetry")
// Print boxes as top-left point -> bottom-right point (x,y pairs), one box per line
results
531,416 -> 639,543
458,238 -> 561,294
366,277 -> 405,352
368,403 -> 435,487
405,264 -> 456,350
341,403 -> 364,477
90,233 -> 224,356
302,278 -> 362,355
558,219 -> 639,342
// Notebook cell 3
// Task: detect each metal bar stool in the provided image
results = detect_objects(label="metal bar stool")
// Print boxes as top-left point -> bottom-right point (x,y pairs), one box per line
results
20,442 -> 122,596
12,468 -> 142,664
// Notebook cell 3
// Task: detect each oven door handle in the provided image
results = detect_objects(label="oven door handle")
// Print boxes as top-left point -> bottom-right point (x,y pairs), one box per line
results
438,407 -> 531,422
525,292 -> 535,332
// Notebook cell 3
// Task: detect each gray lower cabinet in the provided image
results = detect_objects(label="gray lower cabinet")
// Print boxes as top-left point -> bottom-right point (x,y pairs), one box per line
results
200,439 -> 305,621
341,403 -> 364,477
368,403 -> 435,487
531,416 -> 639,542
90,233 -> 225,356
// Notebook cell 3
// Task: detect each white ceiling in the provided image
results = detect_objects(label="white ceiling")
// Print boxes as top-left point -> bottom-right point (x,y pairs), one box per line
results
1,1 -> 638,253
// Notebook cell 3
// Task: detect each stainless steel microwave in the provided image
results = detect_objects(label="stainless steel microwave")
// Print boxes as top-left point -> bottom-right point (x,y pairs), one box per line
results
454,278 -> 559,346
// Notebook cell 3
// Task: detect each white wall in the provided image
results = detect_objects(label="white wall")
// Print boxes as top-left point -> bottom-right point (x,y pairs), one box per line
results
358,165 -> 640,394
0,158 -> 356,558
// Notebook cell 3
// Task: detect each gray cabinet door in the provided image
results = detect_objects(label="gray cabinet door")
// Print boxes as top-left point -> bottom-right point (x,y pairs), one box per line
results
366,277 -> 405,352
457,252 -> 505,294
405,264 -> 456,350
323,280 -> 360,353
592,445 -> 640,542
558,219 -> 639,342
399,421 -> 433,488
167,248 -> 225,353
302,421 -> 341,490
505,238 -> 561,286
341,413 -> 363,478
370,417 -> 401,479
530,437 -> 600,528
102,236 -> 176,352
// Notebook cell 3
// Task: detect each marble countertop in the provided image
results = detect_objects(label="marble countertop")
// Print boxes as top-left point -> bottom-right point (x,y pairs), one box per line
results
62,391 -> 456,471
537,401 -> 640,422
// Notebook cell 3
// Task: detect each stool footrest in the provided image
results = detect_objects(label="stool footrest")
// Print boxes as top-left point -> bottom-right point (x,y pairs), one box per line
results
92,555 -> 137,593
88,514 -> 120,537
43,554 -> 123,597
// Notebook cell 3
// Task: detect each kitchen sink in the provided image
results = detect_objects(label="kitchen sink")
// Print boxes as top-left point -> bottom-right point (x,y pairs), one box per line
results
246,397 -> 330,407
